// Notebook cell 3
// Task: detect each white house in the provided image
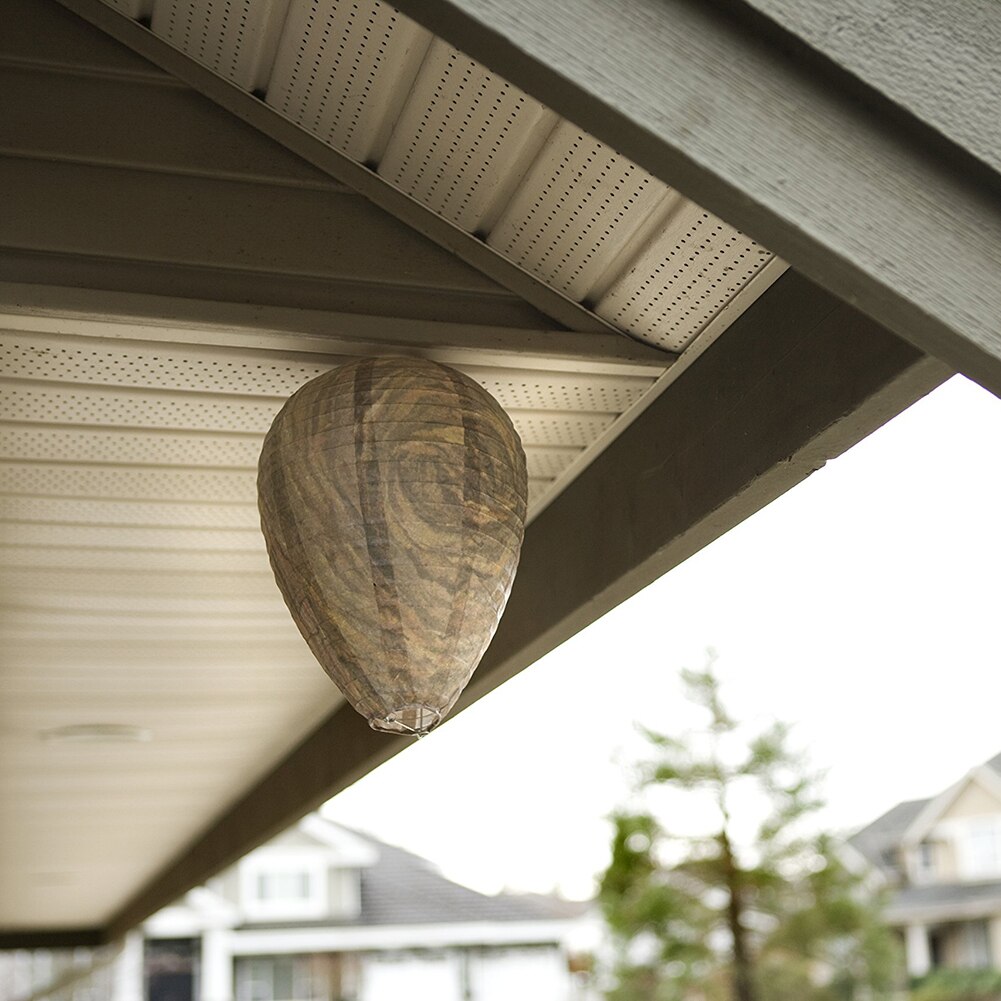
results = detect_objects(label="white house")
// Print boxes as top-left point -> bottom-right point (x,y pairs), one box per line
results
851,752 -> 1001,980
129,815 -> 595,1001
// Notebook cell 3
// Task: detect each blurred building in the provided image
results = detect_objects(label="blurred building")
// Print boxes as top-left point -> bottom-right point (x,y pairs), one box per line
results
0,816 -> 596,1001
851,752 -> 1001,979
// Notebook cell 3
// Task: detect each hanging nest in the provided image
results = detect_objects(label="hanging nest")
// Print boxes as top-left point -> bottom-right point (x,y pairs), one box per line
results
258,356 -> 528,736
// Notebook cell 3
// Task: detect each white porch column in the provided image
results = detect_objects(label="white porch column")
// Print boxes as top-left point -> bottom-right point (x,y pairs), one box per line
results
111,930 -> 144,1001
988,917 -> 1001,968
905,923 -> 932,978
201,929 -> 233,1001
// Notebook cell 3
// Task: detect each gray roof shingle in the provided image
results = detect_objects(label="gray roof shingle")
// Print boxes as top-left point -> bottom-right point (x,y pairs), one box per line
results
849,798 -> 929,876
885,880 -> 1001,922
239,819 -> 587,930
355,832 -> 583,926
850,749 -> 1001,878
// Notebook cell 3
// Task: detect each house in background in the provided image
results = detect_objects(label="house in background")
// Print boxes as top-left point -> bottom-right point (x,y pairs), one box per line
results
132,815 -> 593,1001
851,753 -> 1001,980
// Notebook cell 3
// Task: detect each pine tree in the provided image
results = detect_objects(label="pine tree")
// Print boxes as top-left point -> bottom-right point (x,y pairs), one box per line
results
598,659 -> 898,1001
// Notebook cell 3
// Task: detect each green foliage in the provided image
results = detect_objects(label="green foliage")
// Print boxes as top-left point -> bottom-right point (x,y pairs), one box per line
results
911,969 -> 1001,1001
600,812 -> 716,1001
598,657 -> 899,1001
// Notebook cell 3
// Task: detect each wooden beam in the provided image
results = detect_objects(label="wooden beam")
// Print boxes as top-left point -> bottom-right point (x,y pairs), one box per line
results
0,283 -> 670,377
0,927 -> 106,949
0,152 -> 540,328
102,272 -> 949,939
385,0 -> 1001,396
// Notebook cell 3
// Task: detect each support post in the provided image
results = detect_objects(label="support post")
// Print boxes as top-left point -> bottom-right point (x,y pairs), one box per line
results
905,923 -> 932,979
989,917 -> 1001,969
111,931 -> 145,1001
201,929 -> 233,1001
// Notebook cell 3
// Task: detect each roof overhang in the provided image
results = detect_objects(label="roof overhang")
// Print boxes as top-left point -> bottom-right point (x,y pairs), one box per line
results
4,0 -> 997,946
98,274 -> 942,942
383,0 -> 1001,396
885,886 -> 1001,928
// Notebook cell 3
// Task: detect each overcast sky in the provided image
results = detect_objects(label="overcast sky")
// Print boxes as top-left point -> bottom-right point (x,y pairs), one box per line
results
325,373 -> 1001,899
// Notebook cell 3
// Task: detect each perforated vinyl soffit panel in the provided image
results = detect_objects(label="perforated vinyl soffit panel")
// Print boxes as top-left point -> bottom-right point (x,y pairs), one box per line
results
107,0 -> 779,353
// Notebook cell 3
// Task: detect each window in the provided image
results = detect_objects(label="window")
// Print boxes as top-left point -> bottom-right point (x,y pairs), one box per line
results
965,819 -> 1001,879
328,867 -> 362,919
255,871 -> 311,903
234,955 -> 354,1001
235,956 -> 317,1001
914,841 -> 937,881
239,853 -> 328,919
957,921 -> 993,969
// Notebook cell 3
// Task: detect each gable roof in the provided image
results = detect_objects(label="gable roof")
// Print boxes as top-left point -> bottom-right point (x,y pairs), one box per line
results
148,815 -> 585,934
849,798 -> 929,876
901,761 -> 1001,847
350,828 -> 585,927
226,816 -> 584,929
851,752 -> 1001,876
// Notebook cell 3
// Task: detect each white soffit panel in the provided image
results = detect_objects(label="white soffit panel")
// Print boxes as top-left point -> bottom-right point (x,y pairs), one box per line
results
0,426 -> 263,467
0,496 -> 259,529
0,338 -> 344,927
1,541 -> 270,573
0,381 -> 284,434
0,426 -> 572,482
378,39 -> 558,233
266,0 -> 432,163
2,567 -> 280,597
0,334 -> 649,452
102,0 -> 782,355
488,122 -> 672,303
594,201 -> 775,352
0,335 -> 335,396
1,523 -> 261,551
0,463 -> 258,503
150,0 -> 291,92
462,366 -> 650,414
0,378 -> 616,450
0,324 -> 660,513
11,592 -> 287,616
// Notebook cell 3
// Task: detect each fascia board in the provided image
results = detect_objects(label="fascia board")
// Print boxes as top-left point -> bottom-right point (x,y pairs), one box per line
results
226,918 -> 583,954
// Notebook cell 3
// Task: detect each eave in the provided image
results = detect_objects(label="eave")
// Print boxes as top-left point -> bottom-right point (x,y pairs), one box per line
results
4,0 -> 994,945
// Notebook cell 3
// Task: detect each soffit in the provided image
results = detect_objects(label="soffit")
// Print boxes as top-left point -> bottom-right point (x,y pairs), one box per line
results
0,299 -> 669,930
77,0 -> 780,352
0,0 -> 785,934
